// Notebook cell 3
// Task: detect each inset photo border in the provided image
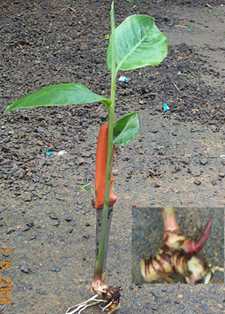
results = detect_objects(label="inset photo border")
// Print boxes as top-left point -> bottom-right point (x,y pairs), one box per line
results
132,207 -> 224,285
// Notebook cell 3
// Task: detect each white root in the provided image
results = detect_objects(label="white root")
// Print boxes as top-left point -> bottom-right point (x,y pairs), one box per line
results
65,294 -> 107,314
101,301 -> 113,311
204,265 -> 224,284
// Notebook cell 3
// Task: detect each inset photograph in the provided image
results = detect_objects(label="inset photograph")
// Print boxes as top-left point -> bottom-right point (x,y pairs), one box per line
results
132,207 -> 224,284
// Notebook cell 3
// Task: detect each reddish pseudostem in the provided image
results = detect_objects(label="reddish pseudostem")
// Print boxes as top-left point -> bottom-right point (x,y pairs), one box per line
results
93,123 -> 117,287
94,123 -> 117,210
66,124 -> 120,314
90,123 -> 120,313
140,208 -> 217,284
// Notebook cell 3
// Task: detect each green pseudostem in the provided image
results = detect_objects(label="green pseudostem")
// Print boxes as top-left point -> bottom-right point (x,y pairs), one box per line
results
94,1 -> 117,282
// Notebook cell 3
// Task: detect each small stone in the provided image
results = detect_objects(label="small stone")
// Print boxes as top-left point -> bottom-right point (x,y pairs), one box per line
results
200,158 -> 208,165
20,262 -> 31,274
221,159 -> 225,166
6,228 -> 16,235
51,220 -> 60,227
50,266 -> 61,273
29,234 -> 37,241
78,158 -> 85,165
68,228 -> 74,234
181,158 -> 189,165
194,179 -> 201,185
211,180 -> 217,186
55,194 -> 65,201
36,140 -> 44,146
218,173 -> 225,178
188,167 -> 201,177
112,169 -> 119,176
154,182 -> 161,188
172,165 -> 181,173
211,125 -> 218,133
64,216 -> 73,222
36,288 -> 48,295
48,213 -> 58,220
22,223 -> 34,232
36,126 -> 46,134
23,192 -> 32,202
148,169 -> 157,177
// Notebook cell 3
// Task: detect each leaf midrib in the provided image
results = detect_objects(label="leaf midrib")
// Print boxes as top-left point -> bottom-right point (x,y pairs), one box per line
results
116,29 -> 149,71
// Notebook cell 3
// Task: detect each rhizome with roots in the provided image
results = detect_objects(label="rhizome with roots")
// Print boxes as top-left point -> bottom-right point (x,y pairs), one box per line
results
140,207 -> 223,284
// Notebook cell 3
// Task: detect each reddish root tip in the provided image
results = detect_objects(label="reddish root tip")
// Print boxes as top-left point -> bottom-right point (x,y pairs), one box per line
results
183,218 -> 213,254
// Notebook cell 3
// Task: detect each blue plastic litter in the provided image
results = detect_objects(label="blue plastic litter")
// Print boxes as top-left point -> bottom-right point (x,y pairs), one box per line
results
44,147 -> 54,157
162,103 -> 170,112
118,75 -> 129,83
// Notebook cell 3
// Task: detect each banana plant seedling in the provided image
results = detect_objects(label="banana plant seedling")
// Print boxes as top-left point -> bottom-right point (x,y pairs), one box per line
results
140,207 -> 223,284
5,2 -> 168,312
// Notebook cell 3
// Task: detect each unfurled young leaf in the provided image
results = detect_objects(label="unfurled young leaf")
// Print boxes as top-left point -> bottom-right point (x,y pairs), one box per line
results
113,112 -> 140,145
107,15 -> 168,71
5,83 -> 110,112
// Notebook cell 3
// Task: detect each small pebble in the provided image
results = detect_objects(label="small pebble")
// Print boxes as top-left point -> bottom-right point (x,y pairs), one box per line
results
20,262 -> 31,274
188,167 -> 201,177
64,216 -> 73,222
23,192 -> 32,202
48,213 -> 58,220
29,234 -> 37,241
51,220 -> 60,227
22,223 -> 34,232
78,158 -> 85,165
200,158 -> 208,165
50,266 -> 61,273
6,228 -> 16,235
36,288 -> 48,295
194,179 -> 201,185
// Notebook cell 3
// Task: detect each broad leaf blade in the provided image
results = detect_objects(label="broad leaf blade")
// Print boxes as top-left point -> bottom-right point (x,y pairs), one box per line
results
5,83 -> 109,112
113,112 -> 140,145
107,15 -> 168,71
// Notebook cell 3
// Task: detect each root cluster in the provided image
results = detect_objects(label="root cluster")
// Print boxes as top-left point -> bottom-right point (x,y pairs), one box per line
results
65,282 -> 121,314
140,208 -> 223,284
141,247 -> 212,284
